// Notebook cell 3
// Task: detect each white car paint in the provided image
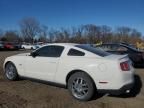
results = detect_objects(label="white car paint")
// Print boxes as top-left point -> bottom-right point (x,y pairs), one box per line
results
21,44 -> 36,49
4,43 -> 134,91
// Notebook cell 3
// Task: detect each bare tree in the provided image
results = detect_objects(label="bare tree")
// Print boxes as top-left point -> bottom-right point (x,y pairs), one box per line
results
48,28 -> 71,43
70,26 -> 86,43
39,25 -> 48,42
54,30 -> 64,42
0,29 -> 3,36
59,28 -> 70,42
82,24 -> 101,44
130,29 -> 142,43
100,25 -> 112,43
48,29 -> 59,43
19,17 -> 40,43
0,29 -> 3,40
2,30 -> 20,42
115,27 -> 131,42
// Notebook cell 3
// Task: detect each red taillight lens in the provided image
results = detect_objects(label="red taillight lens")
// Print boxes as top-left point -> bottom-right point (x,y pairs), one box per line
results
120,61 -> 130,71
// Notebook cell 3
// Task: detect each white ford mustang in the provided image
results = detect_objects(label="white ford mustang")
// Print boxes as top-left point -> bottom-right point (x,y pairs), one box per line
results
3,43 -> 134,101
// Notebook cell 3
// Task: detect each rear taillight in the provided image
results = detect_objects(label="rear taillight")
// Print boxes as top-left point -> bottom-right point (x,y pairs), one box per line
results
120,61 -> 130,71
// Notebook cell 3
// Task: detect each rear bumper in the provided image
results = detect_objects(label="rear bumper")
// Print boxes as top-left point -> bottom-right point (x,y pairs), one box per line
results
98,82 -> 134,95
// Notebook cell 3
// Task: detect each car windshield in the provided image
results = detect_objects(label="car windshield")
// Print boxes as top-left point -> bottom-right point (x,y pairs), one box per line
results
75,45 -> 111,57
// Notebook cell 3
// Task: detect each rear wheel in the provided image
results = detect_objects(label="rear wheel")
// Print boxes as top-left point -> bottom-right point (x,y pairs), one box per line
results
68,72 -> 95,101
5,62 -> 18,81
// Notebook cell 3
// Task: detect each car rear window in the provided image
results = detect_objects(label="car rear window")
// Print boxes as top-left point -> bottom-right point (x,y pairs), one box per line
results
75,45 -> 110,57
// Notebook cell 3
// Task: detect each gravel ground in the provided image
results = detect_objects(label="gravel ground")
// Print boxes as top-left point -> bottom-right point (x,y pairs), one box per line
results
0,50 -> 143,108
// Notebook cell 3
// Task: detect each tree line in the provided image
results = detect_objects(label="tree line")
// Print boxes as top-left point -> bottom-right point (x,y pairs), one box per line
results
0,17 -> 143,45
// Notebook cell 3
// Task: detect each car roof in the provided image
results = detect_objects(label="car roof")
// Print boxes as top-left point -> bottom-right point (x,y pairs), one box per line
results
44,43 -> 79,47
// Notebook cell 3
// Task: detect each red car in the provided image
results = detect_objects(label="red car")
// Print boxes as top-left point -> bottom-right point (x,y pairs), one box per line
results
4,43 -> 15,50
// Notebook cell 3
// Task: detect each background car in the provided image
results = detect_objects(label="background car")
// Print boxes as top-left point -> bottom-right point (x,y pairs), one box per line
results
0,41 -> 4,50
96,43 -> 144,67
34,42 -> 44,49
4,42 -> 21,50
13,43 -> 22,50
4,43 -> 15,50
21,43 -> 36,50
3,43 -> 134,101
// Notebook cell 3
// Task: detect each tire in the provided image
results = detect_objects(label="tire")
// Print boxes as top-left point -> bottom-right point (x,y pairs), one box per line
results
4,62 -> 18,81
68,72 -> 95,101
31,47 -> 33,50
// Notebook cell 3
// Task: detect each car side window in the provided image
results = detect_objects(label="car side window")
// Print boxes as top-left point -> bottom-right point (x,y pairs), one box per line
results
36,46 -> 64,57
68,48 -> 85,56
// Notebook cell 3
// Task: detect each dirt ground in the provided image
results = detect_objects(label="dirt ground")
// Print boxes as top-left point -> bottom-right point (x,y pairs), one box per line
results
0,50 -> 143,108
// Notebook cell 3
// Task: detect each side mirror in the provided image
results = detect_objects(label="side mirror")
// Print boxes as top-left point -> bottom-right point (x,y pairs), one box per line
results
30,52 -> 37,57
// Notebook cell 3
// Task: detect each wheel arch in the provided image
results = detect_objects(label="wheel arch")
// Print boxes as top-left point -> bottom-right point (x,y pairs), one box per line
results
4,61 -> 12,68
4,61 -> 16,69
66,69 -> 96,89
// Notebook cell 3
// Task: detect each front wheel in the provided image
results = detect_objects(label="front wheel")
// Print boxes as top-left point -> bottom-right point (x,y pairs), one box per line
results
68,72 -> 95,101
4,62 -> 18,81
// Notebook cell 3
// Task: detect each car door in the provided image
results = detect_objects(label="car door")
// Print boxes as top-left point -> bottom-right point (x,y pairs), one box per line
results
24,45 -> 64,81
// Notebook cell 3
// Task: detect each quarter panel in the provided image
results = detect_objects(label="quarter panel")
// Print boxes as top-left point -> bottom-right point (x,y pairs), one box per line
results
54,57 -> 105,86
